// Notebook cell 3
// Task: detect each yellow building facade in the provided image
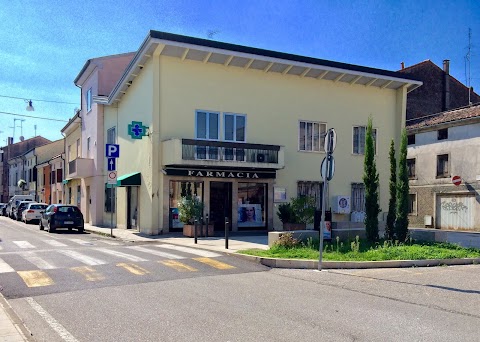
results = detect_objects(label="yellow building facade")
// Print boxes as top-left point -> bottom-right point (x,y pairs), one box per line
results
98,31 -> 421,235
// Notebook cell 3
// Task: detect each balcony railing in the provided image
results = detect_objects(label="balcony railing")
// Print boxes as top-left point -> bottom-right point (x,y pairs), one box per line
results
162,139 -> 284,169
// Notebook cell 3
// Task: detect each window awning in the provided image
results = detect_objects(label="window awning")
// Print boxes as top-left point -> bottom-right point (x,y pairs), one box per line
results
117,172 -> 141,186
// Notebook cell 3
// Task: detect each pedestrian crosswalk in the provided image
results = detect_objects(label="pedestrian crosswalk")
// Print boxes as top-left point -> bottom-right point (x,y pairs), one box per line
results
0,238 -> 237,288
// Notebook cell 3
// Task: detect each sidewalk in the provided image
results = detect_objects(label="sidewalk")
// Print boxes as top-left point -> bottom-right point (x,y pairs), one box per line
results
0,294 -> 30,342
83,223 -> 269,253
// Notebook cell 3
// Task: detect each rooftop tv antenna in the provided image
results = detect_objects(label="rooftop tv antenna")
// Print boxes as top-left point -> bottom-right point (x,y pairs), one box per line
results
464,28 -> 473,105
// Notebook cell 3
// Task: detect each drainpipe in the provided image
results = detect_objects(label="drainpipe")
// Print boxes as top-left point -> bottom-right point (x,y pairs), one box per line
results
443,59 -> 450,111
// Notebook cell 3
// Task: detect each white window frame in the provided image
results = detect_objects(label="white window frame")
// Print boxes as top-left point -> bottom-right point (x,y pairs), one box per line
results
76,139 -> 81,158
195,110 -> 220,160
408,193 -> 417,215
223,112 -> 247,162
86,88 -> 92,113
352,126 -> 377,155
298,120 -> 327,152
87,137 -> 91,158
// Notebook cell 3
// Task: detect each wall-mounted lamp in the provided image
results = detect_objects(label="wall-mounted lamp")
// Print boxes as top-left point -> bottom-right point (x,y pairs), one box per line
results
25,100 -> 34,111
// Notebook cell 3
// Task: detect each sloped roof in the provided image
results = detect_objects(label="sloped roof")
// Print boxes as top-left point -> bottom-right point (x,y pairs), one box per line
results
35,139 -> 64,164
407,103 -> 480,130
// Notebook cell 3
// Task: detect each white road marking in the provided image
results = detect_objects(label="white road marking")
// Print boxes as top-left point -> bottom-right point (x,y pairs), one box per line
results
0,257 -> 15,273
95,248 -> 148,262
43,240 -> 68,247
13,241 -> 35,249
26,297 -> 79,342
99,240 -> 120,246
57,250 -> 106,266
69,239 -> 94,246
20,252 -> 57,269
127,246 -> 185,259
155,244 -> 221,257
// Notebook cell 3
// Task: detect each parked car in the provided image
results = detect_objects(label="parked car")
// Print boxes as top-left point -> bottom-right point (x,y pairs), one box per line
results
0,203 -> 6,216
22,203 -> 48,224
6,195 -> 34,218
39,204 -> 84,233
14,201 -> 34,221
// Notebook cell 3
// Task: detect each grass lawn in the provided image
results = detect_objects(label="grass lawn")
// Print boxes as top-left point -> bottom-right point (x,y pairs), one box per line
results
239,236 -> 480,261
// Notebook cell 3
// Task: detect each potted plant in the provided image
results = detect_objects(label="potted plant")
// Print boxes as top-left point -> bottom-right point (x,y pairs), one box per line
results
178,196 -> 208,237
277,196 -> 316,231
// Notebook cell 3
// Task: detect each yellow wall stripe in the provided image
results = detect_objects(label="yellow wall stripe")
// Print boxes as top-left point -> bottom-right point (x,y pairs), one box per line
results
117,263 -> 150,275
193,258 -> 235,270
17,270 -> 54,287
71,266 -> 105,282
160,260 -> 198,272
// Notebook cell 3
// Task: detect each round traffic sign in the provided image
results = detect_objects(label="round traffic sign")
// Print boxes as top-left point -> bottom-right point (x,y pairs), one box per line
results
452,175 -> 461,186
324,128 -> 337,153
320,155 -> 335,181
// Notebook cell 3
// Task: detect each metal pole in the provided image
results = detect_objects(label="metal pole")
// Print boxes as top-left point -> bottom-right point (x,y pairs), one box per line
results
205,213 -> 209,237
194,218 -> 198,244
110,186 -> 113,237
318,176 -> 328,271
225,216 -> 229,249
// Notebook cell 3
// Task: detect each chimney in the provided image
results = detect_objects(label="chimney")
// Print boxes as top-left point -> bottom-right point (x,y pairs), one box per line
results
443,59 -> 450,111
7,137 -> 13,145
400,62 -> 405,70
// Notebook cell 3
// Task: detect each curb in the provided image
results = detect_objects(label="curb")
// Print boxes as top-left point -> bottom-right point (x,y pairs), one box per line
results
0,292 -> 33,341
234,254 -> 480,269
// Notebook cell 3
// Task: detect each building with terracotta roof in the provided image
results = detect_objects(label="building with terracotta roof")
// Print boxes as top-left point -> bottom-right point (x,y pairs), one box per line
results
407,103 -> 480,230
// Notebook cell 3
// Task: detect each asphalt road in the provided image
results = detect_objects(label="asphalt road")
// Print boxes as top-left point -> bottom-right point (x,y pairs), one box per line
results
1,216 -> 480,342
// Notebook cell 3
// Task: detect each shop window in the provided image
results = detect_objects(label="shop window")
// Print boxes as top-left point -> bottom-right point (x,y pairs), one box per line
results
237,183 -> 266,228
169,181 -> 204,229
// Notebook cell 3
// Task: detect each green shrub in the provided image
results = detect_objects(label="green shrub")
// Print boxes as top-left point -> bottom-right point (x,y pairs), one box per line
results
274,233 -> 299,249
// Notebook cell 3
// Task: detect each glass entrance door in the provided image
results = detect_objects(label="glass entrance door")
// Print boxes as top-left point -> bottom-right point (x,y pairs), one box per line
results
209,182 -> 232,232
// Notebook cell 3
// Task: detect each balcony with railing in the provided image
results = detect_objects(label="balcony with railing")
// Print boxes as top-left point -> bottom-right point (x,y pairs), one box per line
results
162,139 -> 284,169
68,158 -> 94,179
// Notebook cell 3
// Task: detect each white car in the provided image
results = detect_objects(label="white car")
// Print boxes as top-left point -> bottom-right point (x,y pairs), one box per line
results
22,203 -> 49,224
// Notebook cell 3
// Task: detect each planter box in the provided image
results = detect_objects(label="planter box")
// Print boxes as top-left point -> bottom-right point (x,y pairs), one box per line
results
283,223 -> 307,231
183,224 -> 214,237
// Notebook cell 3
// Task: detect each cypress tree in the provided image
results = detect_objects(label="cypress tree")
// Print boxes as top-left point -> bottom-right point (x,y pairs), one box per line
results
363,117 -> 380,242
385,139 -> 396,240
395,129 -> 409,241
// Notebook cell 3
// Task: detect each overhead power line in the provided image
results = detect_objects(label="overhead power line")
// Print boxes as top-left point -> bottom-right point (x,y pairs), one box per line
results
0,94 -> 79,105
0,111 -> 68,122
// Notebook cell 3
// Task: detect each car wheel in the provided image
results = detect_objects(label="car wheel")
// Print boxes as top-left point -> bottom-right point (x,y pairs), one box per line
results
39,221 -> 44,230
48,221 -> 56,233
78,226 -> 84,233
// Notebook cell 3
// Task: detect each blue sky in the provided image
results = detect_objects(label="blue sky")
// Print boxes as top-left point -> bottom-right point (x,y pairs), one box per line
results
0,0 -> 478,143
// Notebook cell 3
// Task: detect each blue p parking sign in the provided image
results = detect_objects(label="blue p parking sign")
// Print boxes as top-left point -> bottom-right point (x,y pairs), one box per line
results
106,144 -> 120,158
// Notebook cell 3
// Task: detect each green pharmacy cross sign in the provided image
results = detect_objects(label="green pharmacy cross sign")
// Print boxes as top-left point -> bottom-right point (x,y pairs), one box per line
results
128,121 -> 149,139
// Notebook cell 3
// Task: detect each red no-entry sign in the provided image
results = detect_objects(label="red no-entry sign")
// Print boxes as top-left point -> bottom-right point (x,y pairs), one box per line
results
452,175 -> 461,186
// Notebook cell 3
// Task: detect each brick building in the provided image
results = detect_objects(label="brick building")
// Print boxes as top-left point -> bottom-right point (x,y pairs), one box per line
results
399,60 -> 480,121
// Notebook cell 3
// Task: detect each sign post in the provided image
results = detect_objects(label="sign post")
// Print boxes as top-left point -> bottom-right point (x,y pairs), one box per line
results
106,144 -> 120,237
319,128 -> 336,271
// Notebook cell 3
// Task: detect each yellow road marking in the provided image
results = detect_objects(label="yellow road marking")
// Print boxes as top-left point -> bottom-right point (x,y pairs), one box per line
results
17,270 -> 54,287
160,260 -> 198,272
71,266 -> 105,281
193,257 -> 235,270
117,263 -> 150,275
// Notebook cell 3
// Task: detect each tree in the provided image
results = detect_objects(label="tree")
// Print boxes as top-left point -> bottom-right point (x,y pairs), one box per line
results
385,139 -> 396,240
363,117 -> 380,242
395,129 -> 409,241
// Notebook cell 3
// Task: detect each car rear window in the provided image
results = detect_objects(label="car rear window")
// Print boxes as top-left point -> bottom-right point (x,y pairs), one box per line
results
30,205 -> 48,209
58,206 -> 80,213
